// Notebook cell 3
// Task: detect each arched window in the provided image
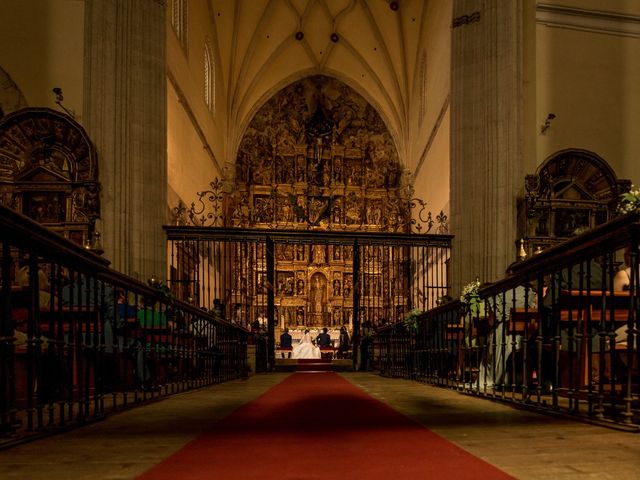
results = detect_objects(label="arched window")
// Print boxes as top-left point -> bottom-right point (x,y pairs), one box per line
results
418,50 -> 427,127
204,41 -> 214,112
171,0 -> 188,53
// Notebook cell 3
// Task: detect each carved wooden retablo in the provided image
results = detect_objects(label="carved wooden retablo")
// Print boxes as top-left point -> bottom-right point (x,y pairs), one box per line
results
0,107 -> 101,247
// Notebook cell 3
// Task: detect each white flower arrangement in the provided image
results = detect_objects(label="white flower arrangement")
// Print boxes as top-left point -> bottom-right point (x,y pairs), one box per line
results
460,279 -> 483,316
618,185 -> 640,214
403,308 -> 423,331
460,279 -> 480,304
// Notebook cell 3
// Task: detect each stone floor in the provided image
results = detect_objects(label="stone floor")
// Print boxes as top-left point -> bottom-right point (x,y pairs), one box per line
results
1,372 -> 639,479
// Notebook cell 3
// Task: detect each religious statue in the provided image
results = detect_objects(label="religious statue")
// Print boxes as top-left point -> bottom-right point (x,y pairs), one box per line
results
333,279 -> 341,297
312,244 -> 326,264
309,275 -> 327,314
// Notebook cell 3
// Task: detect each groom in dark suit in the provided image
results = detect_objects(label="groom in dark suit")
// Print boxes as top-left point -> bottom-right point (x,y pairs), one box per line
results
316,327 -> 331,348
280,328 -> 293,358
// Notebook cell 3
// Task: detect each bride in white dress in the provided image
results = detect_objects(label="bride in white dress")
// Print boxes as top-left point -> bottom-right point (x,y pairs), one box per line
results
292,330 -> 321,359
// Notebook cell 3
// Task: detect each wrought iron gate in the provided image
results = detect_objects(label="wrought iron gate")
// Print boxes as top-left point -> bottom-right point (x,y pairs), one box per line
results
165,226 -> 451,368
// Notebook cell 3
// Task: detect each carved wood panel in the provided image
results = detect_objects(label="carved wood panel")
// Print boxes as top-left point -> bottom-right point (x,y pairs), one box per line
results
0,108 -> 100,247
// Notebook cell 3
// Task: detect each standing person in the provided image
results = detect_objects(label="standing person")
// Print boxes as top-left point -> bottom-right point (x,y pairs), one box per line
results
279,328 -> 293,358
338,326 -> 351,359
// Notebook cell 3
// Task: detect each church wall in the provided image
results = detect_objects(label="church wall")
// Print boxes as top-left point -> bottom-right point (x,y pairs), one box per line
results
166,0 -> 224,212
412,108 -> 450,220
167,80 -> 222,210
0,0 -> 84,117
410,0 -> 452,215
542,0 -> 640,16
535,7 -> 640,183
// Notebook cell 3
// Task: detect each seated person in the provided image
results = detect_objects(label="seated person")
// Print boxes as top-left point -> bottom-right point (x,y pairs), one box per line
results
316,327 -> 332,348
292,330 -> 320,359
279,328 -> 292,358
15,259 -> 53,308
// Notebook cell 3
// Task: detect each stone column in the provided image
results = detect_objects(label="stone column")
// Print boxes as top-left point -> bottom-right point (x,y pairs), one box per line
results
450,0 -> 525,293
83,0 -> 167,282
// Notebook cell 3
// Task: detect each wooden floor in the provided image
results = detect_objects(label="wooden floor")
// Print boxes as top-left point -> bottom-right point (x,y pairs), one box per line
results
1,372 -> 640,479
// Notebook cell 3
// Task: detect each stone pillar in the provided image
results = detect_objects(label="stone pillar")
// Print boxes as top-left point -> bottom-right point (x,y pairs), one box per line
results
450,0 -> 524,293
83,0 -> 167,282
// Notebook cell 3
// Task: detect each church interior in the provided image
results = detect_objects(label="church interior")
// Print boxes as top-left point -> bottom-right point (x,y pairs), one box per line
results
1,0 -> 640,478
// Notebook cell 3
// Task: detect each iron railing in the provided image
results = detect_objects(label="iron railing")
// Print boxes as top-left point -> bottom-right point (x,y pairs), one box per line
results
164,226 -> 452,369
373,212 -> 640,429
0,205 -> 249,447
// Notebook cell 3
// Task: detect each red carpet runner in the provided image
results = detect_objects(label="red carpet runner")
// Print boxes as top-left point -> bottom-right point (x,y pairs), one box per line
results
138,373 -> 514,480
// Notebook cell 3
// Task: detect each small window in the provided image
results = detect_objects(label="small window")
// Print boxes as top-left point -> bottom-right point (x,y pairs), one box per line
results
171,0 -> 188,53
418,50 -> 427,126
204,41 -> 215,112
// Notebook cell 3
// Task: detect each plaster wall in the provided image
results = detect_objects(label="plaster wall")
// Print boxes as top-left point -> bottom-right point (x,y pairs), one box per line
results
166,0 -> 224,211
412,108 -> 450,221
167,80 -> 222,209
410,0 -> 451,221
541,0 -> 640,16
0,0 -> 84,117
535,10 -> 640,183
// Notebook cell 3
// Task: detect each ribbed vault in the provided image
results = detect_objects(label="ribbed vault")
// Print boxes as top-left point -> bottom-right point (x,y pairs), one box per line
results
207,0 -> 437,171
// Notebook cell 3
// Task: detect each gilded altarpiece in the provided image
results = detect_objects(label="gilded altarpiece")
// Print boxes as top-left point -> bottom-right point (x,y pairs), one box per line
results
226,76 -> 413,330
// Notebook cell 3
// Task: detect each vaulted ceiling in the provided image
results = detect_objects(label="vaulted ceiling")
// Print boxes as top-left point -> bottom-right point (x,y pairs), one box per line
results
206,0 -> 448,170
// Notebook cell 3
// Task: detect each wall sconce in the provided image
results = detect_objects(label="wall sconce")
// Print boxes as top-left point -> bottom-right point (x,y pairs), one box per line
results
52,87 -> 76,119
540,113 -> 556,134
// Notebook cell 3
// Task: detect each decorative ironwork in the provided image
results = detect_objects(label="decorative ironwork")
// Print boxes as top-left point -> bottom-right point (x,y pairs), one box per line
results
189,177 -> 227,226
179,72 -> 450,232
181,176 -> 447,235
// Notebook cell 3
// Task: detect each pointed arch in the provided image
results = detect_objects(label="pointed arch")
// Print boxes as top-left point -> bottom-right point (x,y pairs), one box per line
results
171,0 -> 189,53
204,39 -> 215,113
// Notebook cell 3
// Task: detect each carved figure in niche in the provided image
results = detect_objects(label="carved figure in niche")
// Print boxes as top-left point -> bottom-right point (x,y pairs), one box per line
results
280,200 -> 293,223
343,246 -> 353,261
333,158 -> 342,183
72,185 -> 99,219
323,167 -> 331,187
333,245 -> 341,261
254,197 -> 273,223
333,307 -> 341,326
333,279 -> 341,297
296,156 -> 306,182
347,161 -> 362,186
308,197 -> 322,224
296,278 -> 305,295
295,195 -> 306,222
346,201 -> 361,225
276,245 -> 287,261
296,306 -> 305,326
343,274 -> 352,297
309,274 -> 327,314
256,273 -> 266,294
312,244 -> 326,264
284,276 -> 294,296
308,155 -> 324,186
366,202 -> 382,225
288,116 -> 306,144
295,244 -> 306,261
332,198 -> 342,224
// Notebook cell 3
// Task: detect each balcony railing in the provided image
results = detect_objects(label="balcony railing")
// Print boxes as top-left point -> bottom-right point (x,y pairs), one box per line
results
0,205 -> 249,446
372,211 -> 640,429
